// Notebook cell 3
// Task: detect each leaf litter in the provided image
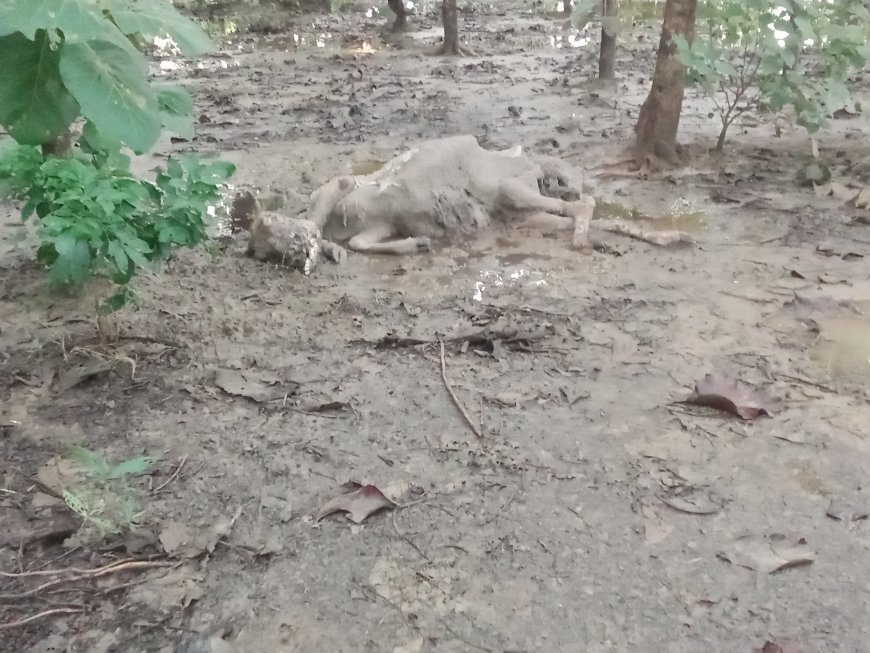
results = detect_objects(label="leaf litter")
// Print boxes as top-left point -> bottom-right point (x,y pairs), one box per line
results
210,367 -> 297,402
683,373 -> 783,420
719,533 -> 815,574
316,482 -> 397,524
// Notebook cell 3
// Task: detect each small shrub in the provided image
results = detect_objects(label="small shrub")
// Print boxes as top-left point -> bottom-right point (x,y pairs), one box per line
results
674,0 -> 870,150
0,0 -> 235,310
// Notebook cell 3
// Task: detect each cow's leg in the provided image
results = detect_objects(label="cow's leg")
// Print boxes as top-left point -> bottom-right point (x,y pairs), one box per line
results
498,180 -> 595,249
516,212 -> 574,230
497,181 -> 569,215
387,0 -> 408,31
347,224 -> 432,255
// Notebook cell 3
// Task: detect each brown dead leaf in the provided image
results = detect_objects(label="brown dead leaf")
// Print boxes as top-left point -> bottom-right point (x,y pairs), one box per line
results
55,357 -> 113,392
658,488 -> 722,515
754,639 -> 802,653
316,483 -> 396,524
684,374 -> 782,420
826,498 -> 869,522
642,505 -> 673,544
211,368 -> 296,403
719,533 -> 815,574
158,507 -> 242,557
127,565 -> 203,610
487,390 -> 540,407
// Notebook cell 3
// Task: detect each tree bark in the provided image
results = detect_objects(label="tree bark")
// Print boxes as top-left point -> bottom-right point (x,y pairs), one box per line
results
41,130 -> 72,158
598,0 -> 618,80
442,0 -> 459,53
431,0 -> 474,56
634,0 -> 697,161
387,0 -> 408,32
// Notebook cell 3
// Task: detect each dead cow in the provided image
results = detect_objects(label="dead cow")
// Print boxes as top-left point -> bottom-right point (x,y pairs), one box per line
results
307,135 -> 689,254
240,135 -> 689,273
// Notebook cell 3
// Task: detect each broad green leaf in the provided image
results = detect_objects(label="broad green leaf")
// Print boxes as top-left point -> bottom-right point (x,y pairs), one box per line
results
157,85 -> 194,138
109,2 -> 213,55
0,31 -> 80,144
106,237 -> 129,272
49,232 -> 92,284
159,111 -> 194,139
0,0 -> 106,42
70,445 -> 112,478
108,455 -> 154,478
99,286 -> 136,312
156,85 -> 194,116
81,119 -> 121,151
59,39 -> 160,153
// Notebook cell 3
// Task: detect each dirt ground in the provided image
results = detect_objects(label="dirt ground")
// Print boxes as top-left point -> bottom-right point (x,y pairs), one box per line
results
3,2 -> 870,652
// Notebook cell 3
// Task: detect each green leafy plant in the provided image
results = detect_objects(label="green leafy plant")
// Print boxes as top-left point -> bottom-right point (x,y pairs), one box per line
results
62,446 -> 155,537
1,138 -> 234,310
0,0 -> 235,308
674,0 -> 870,150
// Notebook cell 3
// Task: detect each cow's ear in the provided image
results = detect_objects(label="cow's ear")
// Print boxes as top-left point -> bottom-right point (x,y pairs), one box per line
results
338,177 -> 352,191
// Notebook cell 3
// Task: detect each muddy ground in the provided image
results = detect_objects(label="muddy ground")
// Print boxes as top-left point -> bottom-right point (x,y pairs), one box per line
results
3,2 -> 870,652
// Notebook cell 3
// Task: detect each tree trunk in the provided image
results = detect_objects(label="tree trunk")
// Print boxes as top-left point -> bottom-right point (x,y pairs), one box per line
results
442,0 -> 459,54
431,0 -> 474,56
41,130 -> 72,158
598,0 -> 618,80
387,0 -> 408,32
634,0 -> 697,161
560,0 -> 573,18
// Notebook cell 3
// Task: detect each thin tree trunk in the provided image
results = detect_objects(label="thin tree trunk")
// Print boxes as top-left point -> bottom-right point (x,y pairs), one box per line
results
442,0 -> 459,53
41,130 -> 72,158
598,0 -> 618,80
431,0 -> 474,56
634,0 -> 697,162
387,0 -> 408,32
560,0 -> 573,18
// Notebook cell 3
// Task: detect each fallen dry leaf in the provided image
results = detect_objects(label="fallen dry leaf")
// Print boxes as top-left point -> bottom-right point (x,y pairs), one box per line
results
211,368 -> 296,403
754,639 -> 802,653
127,565 -> 204,611
659,489 -> 722,515
316,483 -> 396,524
159,507 -> 242,557
55,357 -> 113,392
719,533 -> 815,574
826,499 -> 869,522
684,373 -> 782,420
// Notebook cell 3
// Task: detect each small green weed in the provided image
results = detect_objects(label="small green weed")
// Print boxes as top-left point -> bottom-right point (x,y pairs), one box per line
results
62,446 -> 155,539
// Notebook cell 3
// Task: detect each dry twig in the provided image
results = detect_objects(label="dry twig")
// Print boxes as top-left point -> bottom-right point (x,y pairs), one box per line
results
153,455 -> 188,493
0,607 -> 84,631
439,340 -> 482,439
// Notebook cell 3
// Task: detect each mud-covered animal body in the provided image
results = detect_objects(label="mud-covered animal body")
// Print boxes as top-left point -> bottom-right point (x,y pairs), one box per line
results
307,135 -> 596,255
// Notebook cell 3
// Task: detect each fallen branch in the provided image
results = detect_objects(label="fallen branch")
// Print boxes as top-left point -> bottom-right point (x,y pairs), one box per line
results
0,560 -> 174,600
153,455 -> 188,494
359,324 -> 555,351
439,340 -> 482,439
0,607 -> 84,631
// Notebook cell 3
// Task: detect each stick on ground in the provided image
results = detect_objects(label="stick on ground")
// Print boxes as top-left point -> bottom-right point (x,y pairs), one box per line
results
439,340 -> 482,439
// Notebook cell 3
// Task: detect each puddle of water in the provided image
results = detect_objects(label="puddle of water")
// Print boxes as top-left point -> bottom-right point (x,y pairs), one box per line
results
550,31 -> 591,49
596,200 -> 708,232
351,159 -> 386,175
256,32 -> 382,54
812,300 -> 870,380
496,251 -> 555,265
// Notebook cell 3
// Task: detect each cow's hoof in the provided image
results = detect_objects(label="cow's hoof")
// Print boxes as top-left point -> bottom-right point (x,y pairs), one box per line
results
416,237 -> 432,252
572,231 -> 592,250
322,241 -> 347,264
